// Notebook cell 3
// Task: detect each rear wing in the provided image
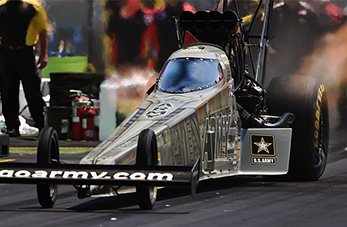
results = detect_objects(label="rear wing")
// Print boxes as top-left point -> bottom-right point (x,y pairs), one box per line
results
0,160 -> 199,195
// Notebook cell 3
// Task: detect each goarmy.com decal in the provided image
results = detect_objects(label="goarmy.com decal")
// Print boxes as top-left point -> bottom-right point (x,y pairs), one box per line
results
0,169 -> 174,181
250,134 -> 277,165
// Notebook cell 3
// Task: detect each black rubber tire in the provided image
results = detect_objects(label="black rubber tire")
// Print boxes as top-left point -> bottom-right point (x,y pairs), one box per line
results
266,75 -> 329,181
136,129 -> 158,210
36,127 -> 60,208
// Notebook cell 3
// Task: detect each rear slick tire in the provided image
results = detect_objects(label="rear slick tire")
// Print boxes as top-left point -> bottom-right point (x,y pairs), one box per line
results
36,127 -> 60,208
266,75 -> 329,181
136,129 -> 158,210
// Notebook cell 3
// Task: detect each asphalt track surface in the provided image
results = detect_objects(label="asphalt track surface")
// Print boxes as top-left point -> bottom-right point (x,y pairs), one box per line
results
0,128 -> 347,227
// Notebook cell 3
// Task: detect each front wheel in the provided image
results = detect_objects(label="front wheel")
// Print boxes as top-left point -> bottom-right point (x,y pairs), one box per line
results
136,129 -> 158,210
266,75 -> 329,180
36,127 -> 60,208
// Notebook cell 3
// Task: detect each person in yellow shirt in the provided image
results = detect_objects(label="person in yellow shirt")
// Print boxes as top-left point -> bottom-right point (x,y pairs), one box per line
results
0,0 -> 49,137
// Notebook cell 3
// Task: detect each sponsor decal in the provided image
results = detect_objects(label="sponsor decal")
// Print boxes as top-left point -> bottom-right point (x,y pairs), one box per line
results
228,84 -> 235,97
252,157 -> 276,165
146,103 -> 173,118
250,134 -> 276,165
314,84 -> 325,149
237,148 -> 241,161
0,169 -> 174,181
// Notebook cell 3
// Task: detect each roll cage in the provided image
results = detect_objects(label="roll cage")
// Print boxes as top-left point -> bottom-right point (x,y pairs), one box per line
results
175,0 -> 275,86
175,0 -> 295,128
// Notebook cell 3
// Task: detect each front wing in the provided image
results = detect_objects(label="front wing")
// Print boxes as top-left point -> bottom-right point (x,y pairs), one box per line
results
0,160 -> 199,195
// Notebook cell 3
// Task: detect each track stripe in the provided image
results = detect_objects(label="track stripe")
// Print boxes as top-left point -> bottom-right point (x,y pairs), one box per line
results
9,147 -> 95,154
0,159 -> 16,163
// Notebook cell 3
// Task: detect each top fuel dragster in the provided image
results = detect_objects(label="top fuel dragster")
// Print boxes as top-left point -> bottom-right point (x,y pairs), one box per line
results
0,0 -> 328,210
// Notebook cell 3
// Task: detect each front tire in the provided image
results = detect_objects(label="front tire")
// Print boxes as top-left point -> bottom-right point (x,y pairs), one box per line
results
266,75 -> 329,180
136,129 -> 158,210
36,127 -> 60,208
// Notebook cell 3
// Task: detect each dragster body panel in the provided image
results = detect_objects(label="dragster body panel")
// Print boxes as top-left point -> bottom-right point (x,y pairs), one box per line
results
78,44 -> 292,197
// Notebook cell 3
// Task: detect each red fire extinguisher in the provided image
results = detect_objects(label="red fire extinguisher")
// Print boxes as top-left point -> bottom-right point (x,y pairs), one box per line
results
70,90 -> 88,140
81,102 -> 98,141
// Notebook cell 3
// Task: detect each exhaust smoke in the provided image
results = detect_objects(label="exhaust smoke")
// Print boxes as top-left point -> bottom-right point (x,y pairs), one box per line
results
299,23 -> 347,129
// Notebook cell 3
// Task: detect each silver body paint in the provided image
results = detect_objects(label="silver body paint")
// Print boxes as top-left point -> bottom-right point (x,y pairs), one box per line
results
79,44 -> 292,195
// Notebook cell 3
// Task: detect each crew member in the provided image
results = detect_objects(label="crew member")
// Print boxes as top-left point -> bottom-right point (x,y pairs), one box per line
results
0,0 -> 49,137
141,0 -> 196,72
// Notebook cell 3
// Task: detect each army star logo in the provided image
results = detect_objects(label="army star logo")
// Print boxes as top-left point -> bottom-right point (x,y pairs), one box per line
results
250,134 -> 276,165
254,137 -> 272,153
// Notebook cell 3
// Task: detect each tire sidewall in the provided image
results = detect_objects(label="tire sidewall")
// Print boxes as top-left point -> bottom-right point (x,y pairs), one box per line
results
267,75 -> 329,180
136,129 -> 158,209
36,127 -> 59,208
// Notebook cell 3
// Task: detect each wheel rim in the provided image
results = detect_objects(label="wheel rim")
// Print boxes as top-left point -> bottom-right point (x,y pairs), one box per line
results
147,134 -> 157,203
49,185 -> 57,198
